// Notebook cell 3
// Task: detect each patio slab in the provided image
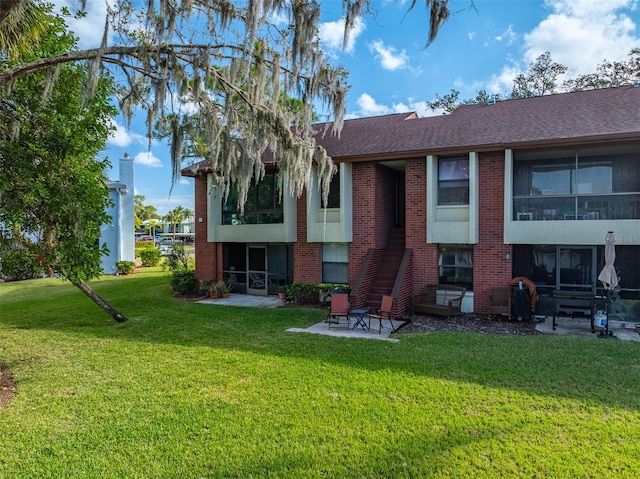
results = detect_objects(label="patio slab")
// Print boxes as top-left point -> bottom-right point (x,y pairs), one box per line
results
536,316 -> 640,341
287,317 -> 405,342
197,294 -> 283,308
195,295 -> 639,342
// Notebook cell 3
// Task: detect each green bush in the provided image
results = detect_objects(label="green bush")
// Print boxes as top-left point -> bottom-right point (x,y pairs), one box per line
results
115,261 -> 136,275
165,243 -> 193,272
317,283 -> 351,303
137,248 -> 161,267
0,249 -> 42,280
285,282 -> 320,304
170,269 -> 197,294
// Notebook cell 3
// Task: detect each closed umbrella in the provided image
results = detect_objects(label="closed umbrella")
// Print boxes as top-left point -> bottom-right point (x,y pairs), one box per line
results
597,231 -> 618,337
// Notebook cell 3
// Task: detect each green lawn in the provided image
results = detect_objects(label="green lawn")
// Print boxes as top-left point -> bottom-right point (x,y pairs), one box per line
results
1,269 -> 639,478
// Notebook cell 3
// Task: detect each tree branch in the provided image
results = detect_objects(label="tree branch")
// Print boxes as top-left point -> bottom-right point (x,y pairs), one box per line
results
0,43 -> 226,85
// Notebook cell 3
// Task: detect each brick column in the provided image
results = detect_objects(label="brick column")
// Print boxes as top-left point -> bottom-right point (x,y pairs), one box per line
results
194,175 -> 217,282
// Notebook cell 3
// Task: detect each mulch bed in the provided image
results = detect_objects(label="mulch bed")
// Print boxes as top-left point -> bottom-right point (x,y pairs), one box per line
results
397,313 -> 541,336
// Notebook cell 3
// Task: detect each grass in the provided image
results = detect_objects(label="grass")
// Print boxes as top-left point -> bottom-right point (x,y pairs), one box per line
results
1,268 -> 639,478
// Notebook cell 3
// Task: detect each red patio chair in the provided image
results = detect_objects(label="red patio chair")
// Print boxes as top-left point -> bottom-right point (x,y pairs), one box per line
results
326,293 -> 350,329
367,295 -> 395,333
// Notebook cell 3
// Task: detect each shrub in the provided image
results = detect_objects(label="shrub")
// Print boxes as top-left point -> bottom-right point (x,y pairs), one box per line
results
115,261 -> 136,275
286,282 -> 320,304
318,283 -> 351,302
0,249 -> 42,280
165,243 -> 193,272
165,244 -> 196,294
137,248 -> 161,267
318,283 -> 351,293
170,269 -> 197,294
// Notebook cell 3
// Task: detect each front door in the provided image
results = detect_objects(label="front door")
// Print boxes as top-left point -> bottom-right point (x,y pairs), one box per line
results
247,245 -> 268,295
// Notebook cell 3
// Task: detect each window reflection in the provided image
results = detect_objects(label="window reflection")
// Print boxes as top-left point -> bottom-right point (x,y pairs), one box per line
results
222,171 -> 283,224
513,145 -> 639,220
438,156 -> 469,205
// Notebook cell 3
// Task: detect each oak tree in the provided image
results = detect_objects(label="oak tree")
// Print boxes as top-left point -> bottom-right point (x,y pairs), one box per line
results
0,3 -> 127,322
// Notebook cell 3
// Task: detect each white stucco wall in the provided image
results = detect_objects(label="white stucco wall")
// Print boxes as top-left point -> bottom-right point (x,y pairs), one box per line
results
100,155 -> 135,274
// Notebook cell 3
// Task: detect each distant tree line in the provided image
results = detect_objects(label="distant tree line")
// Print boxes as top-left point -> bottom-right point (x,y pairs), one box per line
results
429,49 -> 640,114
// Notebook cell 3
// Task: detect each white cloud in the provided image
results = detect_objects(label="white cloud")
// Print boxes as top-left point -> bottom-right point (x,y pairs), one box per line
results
368,40 -> 409,70
50,1 -> 112,49
524,0 -> 640,76
468,31 -> 476,41
392,98 -> 436,117
486,63 -> 522,95
353,94 -> 438,118
134,151 -> 163,168
108,120 -> 157,148
108,121 -> 132,147
495,25 -> 517,45
319,17 -> 365,53
356,93 -> 392,116
268,8 -> 289,27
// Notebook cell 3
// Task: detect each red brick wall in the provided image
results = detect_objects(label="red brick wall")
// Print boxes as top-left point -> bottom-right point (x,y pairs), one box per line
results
405,159 -> 439,294
294,162 -> 407,289
194,176 -> 217,283
474,152 -> 513,313
293,190 -> 322,284
349,163 -> 377,282
191,151 -> 513,313
376,164 -> 398,245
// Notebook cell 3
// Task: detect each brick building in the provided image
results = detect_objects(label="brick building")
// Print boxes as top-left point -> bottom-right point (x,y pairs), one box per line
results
183,86 -> 640,321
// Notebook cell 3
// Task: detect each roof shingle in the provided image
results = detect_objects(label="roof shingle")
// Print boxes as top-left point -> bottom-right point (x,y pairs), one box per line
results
315,86 -> 640,160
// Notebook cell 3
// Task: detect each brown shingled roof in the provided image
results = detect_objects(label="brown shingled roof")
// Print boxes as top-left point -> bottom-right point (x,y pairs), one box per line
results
182,86 -> 639,177
316,85 -> 640,161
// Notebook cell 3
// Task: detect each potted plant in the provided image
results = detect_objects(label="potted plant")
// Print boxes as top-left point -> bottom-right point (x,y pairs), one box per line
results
209,280 -> 224,299
277,284 -> 288,302
220,282 -> 233,298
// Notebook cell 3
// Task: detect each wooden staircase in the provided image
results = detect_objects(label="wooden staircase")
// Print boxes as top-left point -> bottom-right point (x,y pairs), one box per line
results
363,228 -> 405,309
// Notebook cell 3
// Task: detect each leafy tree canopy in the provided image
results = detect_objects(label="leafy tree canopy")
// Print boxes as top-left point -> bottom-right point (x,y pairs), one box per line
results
134,194 -> 160,229
430,49 -> 640,113
0,3 -> 126,321
1,0 -> 453,210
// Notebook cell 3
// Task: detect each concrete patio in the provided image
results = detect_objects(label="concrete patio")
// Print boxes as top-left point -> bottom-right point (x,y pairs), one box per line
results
196,294 -> 639,342
535,316 -> 640,341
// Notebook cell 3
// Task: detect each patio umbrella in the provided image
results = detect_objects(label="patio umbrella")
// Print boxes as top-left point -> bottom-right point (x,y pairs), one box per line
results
597,231 -> 618,337
598,231 -> 618,290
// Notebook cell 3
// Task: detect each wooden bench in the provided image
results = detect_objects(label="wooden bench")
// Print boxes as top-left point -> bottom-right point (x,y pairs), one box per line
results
412,285 -> 466,318
552,290 -> 595,333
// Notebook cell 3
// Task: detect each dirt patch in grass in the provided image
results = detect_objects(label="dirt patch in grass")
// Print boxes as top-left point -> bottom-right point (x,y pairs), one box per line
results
0,363 -> 17,409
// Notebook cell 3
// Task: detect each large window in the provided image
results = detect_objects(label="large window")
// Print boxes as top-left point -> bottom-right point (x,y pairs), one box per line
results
438,156 -> 469,205
222,243 -> 293,294
513,143 -> 640,220
222,171 -> 283,225
322,243 -> 348,283
325,171 -> 340,209
513,244 -> 640,305
438,245 -> 473,290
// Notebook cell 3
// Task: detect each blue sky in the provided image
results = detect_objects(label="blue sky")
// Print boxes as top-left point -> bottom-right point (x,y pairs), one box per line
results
53,0 -> 640,215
